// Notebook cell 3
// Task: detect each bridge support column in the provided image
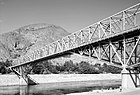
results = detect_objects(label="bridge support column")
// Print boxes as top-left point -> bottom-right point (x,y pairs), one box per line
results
19,66 -> 28,85
11,66 -> 38,85
19,76 -> 28,85
19,75 -> 38,85
121,67 -> 139,89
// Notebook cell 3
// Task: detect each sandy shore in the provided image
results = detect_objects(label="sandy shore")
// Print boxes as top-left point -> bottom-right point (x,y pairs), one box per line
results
66,88 -> 140,95
0,74 -> 121,86
0,79 -> 121,94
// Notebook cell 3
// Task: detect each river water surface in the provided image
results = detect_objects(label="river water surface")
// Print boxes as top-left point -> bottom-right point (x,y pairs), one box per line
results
0,81 -> 121,95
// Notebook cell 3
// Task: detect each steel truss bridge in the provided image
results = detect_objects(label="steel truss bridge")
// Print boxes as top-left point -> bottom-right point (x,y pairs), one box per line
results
9,3 -> 140,87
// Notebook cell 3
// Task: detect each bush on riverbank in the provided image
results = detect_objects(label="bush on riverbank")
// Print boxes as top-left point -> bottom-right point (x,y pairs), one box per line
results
0,60 -> 12,74
28,60 -> 122,74
0,60 -> 122,74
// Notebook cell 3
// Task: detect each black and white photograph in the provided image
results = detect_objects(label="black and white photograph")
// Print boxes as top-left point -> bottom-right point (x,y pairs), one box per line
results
0,0 -> 140,95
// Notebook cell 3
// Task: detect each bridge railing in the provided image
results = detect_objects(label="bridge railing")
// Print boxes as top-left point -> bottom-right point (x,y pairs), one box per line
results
12,3 -> 140,67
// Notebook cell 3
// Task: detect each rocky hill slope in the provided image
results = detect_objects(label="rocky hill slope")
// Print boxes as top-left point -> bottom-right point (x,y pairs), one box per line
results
0,23 -> 69,63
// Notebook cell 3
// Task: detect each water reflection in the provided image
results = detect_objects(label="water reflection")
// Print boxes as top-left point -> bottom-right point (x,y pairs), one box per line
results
0,83 -> 120,95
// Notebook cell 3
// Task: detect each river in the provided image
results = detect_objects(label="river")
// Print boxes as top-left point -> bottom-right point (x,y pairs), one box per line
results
0,80 -> 121,95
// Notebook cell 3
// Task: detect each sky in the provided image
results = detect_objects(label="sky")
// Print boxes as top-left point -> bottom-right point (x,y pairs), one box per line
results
0,0 -> 140,34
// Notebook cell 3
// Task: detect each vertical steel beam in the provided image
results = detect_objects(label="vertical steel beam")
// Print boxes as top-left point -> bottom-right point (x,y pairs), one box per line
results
98,22 -> 101,60
123,37 -> 126,65
89,27 -> 92,42
88,47 -> 91,64
134,37 -> 137,64
110,18 -> 112,35
99,43 -> 101,60
123,11 -> 125,31
109,41 -> 112,63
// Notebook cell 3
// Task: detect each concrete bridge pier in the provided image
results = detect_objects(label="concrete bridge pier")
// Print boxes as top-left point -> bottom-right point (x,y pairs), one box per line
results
121,67 -> 140,89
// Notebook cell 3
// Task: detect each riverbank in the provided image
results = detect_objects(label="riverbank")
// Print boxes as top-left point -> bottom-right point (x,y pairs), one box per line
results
0,74 -> 121,86
0,79 -> 121,95
66,87 -> 140,95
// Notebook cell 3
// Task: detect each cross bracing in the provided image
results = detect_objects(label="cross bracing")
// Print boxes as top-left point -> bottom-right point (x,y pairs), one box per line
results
10,3 -> 140,71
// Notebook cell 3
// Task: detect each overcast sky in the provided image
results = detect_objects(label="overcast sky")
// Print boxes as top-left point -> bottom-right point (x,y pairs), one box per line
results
0,0 -> 139,34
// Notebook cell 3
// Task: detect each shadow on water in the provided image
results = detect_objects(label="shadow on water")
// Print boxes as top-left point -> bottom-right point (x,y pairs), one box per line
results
0,84 -> 121,95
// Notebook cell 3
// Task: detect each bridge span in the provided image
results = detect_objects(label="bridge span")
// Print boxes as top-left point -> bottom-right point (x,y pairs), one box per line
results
9,3 -> 140,88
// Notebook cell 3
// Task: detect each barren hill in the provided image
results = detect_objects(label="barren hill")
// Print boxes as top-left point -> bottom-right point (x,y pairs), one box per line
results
0,23 -> 69,63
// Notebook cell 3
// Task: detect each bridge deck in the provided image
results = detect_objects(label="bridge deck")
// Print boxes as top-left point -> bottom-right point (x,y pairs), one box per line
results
10,3 -> 140,69
10,26 -> 140,68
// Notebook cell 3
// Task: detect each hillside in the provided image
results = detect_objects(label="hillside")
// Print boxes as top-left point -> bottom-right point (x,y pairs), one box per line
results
0,23 -> 69,63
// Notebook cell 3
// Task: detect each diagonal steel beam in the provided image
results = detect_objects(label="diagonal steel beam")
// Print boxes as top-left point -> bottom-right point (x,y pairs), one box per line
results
89,25 -> 99,41
100,45 -> 110,59
92,47 -> 100,60
126,36 -> 140,65
100,22 -> 108,36
110,42 -> 124,65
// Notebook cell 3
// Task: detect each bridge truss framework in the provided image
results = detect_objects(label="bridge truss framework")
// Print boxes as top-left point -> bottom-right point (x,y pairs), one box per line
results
9,3 -> 140,87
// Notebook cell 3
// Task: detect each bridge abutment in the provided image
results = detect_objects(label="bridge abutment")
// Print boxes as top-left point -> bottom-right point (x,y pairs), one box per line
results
121,68 -> 140,89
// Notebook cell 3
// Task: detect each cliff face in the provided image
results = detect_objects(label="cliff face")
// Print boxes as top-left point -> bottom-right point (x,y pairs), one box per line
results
0,23 -> 69,63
